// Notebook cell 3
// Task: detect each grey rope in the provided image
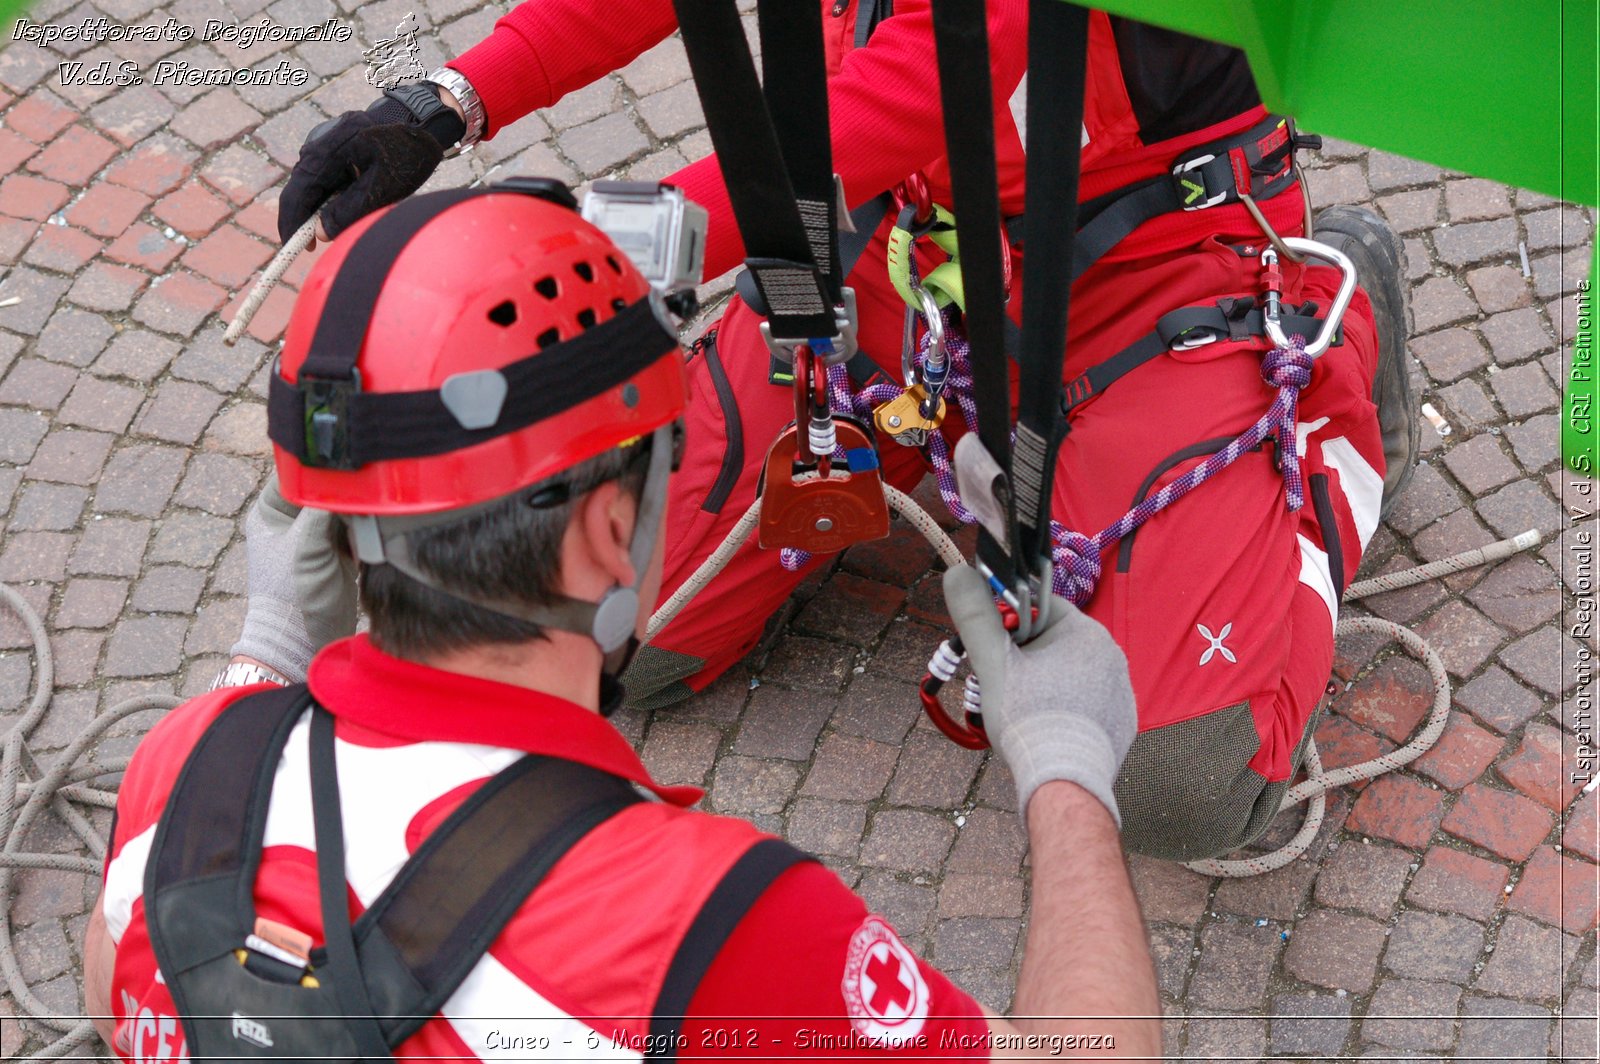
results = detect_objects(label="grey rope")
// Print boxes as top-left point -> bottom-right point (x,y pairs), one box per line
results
0,582 -> 178,1059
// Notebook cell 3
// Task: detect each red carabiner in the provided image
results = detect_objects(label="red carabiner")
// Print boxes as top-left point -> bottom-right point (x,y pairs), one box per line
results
919,674 -> 990,749
894,171 -> 935,228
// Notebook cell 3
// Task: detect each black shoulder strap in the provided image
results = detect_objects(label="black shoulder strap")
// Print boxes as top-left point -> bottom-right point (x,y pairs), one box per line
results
645,838 -> 811,1061
145,684 -> 311,949
146,683 -> 645,1052
357,754 -> 644,1045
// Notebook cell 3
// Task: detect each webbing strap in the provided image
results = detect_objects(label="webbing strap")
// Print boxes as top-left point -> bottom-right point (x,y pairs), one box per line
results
646,839 -> 812,1061
928,0 -> 1019,585
672,0 -> 837,340
357,755 -> 642,1044
1062,303 -> 1334,415
301,189 -> 482,381
268,298 -> 678,469
308,708 -> 392,1060
1012,0 -> 1089,572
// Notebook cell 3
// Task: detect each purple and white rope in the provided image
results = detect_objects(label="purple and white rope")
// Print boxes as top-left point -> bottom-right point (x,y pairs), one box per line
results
778,302 -> 1317,606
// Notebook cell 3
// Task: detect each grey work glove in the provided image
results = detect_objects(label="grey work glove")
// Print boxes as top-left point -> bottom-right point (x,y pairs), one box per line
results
231,475 -> 360,682
944,564 -> 1138,824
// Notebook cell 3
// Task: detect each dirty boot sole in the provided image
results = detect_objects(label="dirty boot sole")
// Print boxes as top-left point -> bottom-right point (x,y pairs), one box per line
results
1312,205 -> 1417,517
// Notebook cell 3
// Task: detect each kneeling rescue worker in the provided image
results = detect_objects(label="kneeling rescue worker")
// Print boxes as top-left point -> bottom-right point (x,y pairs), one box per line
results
82,186 -> 1161,1061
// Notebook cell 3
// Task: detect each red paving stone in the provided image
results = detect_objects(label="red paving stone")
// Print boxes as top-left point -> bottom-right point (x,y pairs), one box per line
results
1412,711 -> 1505,790
1508,846 -> 1600,932
180,225 -> 273,288
21,225 -> 102,274
104,136 -> 198,197
25,125 -> 118,186
153,184 -> 232,239
0,128 -> 42,172
0,175 -> 71,221
1337,656 -> 1435,744
1346,774 -> 1445,849
1498,724 -> 1584,811
1442,783 -> 1556,861
6,91 -> 77,142
1313,715 -> 1393,791
104,224 -> 184,273
64,184 -> 152,238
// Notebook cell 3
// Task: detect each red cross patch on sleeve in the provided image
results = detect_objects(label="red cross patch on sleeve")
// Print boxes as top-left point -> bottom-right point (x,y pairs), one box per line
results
840,915 -> 931,1046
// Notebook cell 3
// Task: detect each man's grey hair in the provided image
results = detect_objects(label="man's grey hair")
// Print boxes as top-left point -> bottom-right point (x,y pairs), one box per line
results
361,445 -> 648,660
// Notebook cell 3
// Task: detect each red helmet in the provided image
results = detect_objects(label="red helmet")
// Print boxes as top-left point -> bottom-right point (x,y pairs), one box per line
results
269,181 -> 686,515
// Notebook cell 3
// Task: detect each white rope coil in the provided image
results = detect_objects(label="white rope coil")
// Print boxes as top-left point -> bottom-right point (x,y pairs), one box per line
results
1183,530 -> 1541,877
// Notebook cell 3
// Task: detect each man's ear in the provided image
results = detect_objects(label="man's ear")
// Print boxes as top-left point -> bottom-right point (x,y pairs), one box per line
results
572,481 -> 638,588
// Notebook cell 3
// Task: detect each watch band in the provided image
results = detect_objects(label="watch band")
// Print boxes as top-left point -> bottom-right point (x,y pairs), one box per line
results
211,660 -> 293,691
426,66 -> 487,154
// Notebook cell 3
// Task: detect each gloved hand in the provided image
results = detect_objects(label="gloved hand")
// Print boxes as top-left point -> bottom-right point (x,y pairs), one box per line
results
231,476 -> 360,682
277,85 -> 465,243
944,564 -> 1138,823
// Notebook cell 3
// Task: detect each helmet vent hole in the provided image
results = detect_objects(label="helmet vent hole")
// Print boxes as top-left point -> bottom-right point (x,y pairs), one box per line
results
536,327 -> 562,350
577,308 -> 598,329
611,298 -> 627,313
574,261 -> 595,283
606,254 -> 624,275
534,276 -> 559,300
487,300 -> 518,327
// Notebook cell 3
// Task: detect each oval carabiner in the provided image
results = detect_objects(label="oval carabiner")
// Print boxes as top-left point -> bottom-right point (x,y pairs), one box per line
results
1262,236 -> 1358,358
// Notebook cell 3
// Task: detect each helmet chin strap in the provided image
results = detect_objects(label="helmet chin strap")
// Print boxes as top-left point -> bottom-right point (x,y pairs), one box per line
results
346,424 -> 677,690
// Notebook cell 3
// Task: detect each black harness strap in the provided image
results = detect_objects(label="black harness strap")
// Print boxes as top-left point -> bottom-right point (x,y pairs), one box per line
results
308,707 -> 392,1059
928,0 -> 1022,584
1061,302 -> 1337,415
145,686 -> 648,1060
1012,0 -> 1089,573
357,755 -> 642,1044
646,838 -> 812,1061
672,0 -> 838,341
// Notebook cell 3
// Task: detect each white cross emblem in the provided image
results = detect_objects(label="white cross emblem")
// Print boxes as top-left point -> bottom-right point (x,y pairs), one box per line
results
1196,622 -> 1236,666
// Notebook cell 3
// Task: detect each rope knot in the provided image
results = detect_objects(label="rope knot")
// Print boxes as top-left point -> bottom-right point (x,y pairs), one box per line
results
1051,527 -> 1101,606
1261,337 -> 1313,391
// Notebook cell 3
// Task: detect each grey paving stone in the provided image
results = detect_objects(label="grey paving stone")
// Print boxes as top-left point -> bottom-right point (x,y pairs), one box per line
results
102,615 -> 187,677
1187,920 -> 1281,1011
1284,909 -> 1388,993
799,732 -> 898,801
10,483 -> 88,532
885,729 -> 983,808
1269,992 -> 1353,1059
856,870 -> 936,946
67,516 -> 150,577
933,916 -> 1020,971
1384,910 -> 1486,982
1360,978 -> 1461,1051
1476,915 -> 1580,1001
707,755 -> 800,815
146,511 -> 234,565
1456,994 -> 1551,1063
732,685 -> 833,760
1313,841 -> 1415,918
860,809 -> 955,873
784,799 -> 867,859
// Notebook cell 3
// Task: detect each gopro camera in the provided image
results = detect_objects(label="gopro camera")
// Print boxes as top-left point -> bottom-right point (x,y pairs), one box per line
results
582,181 -> 707,305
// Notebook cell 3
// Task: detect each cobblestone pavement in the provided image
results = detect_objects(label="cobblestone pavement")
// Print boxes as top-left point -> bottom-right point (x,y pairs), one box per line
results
0,0 -> 1597,1058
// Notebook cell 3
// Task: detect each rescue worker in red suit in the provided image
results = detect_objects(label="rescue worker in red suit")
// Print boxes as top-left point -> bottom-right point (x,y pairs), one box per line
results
272,1 -> 1416,860
83,190 -> 1161,1060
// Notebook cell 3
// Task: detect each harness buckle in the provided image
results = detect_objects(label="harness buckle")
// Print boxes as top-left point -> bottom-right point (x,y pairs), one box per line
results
1173,153 -> 1229,211
300,368 -> 361,470
1262,238 -> 1357,358
761,287 -> 859,367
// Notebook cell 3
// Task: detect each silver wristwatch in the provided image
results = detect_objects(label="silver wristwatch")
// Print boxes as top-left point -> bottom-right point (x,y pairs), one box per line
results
426,66 -> 486,155
212,660 -> 293,691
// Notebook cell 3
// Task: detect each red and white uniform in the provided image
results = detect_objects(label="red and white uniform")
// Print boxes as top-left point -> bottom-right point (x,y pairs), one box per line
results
450,1 -> 1384,848
100,636 -> 989,1062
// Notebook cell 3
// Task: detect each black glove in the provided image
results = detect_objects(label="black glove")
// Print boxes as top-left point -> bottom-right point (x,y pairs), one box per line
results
277,84 -> 466,243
